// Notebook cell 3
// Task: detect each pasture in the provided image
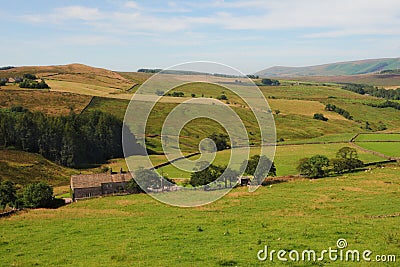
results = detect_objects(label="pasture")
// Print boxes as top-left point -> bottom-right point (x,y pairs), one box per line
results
0,165 -> 399,266
156,143 -> 386,178
0,90 -> 91,116
356,142 -> 400,158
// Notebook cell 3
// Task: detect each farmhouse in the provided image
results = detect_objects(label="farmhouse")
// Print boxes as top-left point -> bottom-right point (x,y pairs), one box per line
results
70,170 -> 132,201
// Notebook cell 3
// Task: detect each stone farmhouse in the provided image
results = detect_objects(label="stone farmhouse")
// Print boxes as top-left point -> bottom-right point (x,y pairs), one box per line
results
70,170 -> 132,201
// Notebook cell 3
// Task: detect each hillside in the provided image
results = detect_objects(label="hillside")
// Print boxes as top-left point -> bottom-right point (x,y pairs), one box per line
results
0,149 -> 78,187
0,63 -> 135,97
256,57 -> 400,77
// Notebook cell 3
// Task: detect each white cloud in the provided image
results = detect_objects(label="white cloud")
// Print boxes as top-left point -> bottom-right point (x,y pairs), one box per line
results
54,6 -> 101,21
18,0 -> 400,38
124,1 -> 140,9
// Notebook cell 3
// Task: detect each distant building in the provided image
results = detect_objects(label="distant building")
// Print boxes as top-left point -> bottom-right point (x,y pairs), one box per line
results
70,171 -> 132,201
238,176 -> 251,186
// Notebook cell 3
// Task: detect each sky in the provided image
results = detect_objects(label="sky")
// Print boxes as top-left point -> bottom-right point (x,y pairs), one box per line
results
1,0 -> 400,73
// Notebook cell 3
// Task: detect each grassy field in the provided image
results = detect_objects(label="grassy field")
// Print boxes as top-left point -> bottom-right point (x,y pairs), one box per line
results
1,165 -> 399,266
0,149 -> 78,187
0,89 -> 92,116
155,143 -> 386,178
356,142 -> 400,158
355,133 -> 400,142
1,65 -> 400,266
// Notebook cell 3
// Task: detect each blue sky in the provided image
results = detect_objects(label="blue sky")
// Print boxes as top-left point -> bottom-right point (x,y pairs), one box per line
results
1,0 -> 400,73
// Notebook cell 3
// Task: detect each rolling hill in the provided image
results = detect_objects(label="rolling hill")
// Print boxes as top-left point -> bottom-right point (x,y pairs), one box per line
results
256,57 -> 400,77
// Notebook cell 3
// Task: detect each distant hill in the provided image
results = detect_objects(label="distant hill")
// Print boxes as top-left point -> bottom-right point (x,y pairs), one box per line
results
0,63 -> 133,90
256,58 -> 400,77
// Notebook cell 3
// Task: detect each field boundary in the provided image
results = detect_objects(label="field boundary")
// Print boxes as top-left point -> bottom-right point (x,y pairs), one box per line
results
349,142 -> 399,160
0,209 -> 17,218
150,152 -> 201,170
79,96 -> 95,114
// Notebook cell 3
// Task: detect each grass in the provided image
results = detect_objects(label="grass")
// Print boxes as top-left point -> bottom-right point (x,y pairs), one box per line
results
0,165 -> 399,266
0,89 -> 92,116
157,143 -> 386,178
356,142 -> 400,158
355,133 -> 400,142
0,149 -> 78,187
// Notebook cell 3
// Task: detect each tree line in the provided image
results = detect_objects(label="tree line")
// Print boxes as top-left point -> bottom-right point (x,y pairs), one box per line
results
0,107 -> 135,167
325,104 -> 353,120
366,100 -> 400,111
342,83 -> 400,100
190,155 -> 276,187
297,147 -> 364,178
0,180 -> 61,211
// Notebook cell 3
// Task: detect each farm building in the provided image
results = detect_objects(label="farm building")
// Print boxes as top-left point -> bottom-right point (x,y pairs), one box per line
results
70,171 -> 133,201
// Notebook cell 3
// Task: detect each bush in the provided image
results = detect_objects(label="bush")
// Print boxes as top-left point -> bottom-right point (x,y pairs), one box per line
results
241,155 -> 276,181
313,113 -> 328,121
209,133 -> 230,151
23,73 -> 37,80
0,181 -> 17,211
217,94 -> 228,100
190,162 -> 223,187
297,155 -> 330,178
19,79 -> 49,89
23,182 -> 53,208
261,78 -> 280,86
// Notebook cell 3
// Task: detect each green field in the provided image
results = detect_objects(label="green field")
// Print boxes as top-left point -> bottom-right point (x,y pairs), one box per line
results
155,143 -> 386,178
1,165 -> 399,266
355,133 -> 400,142
356,142 -> 400,158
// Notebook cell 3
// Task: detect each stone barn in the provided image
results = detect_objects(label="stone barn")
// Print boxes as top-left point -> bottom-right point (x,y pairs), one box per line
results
70,171 -> 133,201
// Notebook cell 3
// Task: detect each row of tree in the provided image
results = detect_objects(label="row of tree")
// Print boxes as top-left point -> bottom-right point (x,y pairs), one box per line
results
297,147 -> 364,178
0,181 -> 55,211
366,100 -> 400,111
0,108 -> 133,167
325,104 -> 353,120
261,78 -> 280,86
342,83 -> 400,100
190,155 -> 276,187
124,155 -> 276,191
19,79 -> 50,89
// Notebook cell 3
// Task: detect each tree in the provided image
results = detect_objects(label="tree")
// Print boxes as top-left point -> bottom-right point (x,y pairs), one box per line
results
134,168 -> 161,190
336,147 -> 358,160
297,155 -> 330,178
190,162 -> 223,187
220,167 -> 240,188
217,94 -> 228,100
155,89 -> 164,96
0,181 -> 17,211
23,182 -> 53,208
313,113 -> 328,121
23,73 -> 37,80
241,155 -> 276,183
126,178 -> 144,194
209,133 -> 230,151
332,147 -> 364,174
261,78 -> 280,86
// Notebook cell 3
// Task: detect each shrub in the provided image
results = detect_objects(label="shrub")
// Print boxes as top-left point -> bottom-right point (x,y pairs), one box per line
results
297,155 -> 330,178
313,113 -> 328,121
23,182 -> 53,208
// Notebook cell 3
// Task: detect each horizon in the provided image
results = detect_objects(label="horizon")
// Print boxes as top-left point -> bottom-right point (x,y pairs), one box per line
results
2,56 -> 400,74
1,1 -> 400,73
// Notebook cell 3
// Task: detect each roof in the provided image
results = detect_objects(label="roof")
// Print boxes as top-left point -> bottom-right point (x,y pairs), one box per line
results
71,172 -> 133,189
